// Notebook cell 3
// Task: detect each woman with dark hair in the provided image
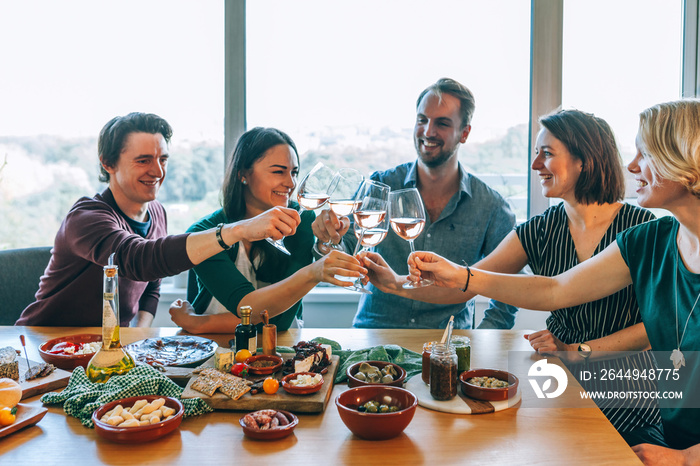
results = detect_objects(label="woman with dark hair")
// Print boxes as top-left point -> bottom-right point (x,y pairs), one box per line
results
364,109 -> 659,439
169,127 -> 363,333
409,101 -> 700,464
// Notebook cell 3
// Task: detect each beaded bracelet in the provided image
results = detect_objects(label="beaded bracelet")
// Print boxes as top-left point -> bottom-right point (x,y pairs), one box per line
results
460,263 -> 474,292
215,223 -> 231,250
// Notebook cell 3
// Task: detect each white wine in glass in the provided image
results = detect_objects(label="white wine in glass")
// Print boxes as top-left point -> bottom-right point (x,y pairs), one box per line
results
315,168 -> 364,254
339,179 -> 390,293
389,188 -> 433,289
266,161 -> 334,255
296,162 -> 335,210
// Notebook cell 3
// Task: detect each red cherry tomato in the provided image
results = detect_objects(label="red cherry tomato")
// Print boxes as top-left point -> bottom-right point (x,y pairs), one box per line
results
231,363 -> 248,377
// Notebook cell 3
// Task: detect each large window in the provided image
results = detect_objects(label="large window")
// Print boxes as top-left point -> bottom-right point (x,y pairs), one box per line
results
0,0 -> 692,250
0,1 -> 225,249
247,0 -> 531,219
561,0 -> 683,206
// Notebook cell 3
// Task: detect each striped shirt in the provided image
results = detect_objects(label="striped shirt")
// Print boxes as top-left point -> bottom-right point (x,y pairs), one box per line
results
516,202 -> 661,432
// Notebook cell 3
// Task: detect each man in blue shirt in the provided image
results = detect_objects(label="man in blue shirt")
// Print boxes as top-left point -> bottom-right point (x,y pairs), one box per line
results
313,78 -> 518,329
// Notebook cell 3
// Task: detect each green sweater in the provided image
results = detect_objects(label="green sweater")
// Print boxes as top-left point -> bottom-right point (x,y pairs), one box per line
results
186,205 -> 315,331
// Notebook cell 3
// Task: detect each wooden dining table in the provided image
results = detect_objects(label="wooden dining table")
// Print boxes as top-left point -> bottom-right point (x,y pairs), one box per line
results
0,326 -> 642,465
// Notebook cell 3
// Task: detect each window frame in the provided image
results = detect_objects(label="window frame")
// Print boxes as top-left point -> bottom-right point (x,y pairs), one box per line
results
225,0 -> 697,219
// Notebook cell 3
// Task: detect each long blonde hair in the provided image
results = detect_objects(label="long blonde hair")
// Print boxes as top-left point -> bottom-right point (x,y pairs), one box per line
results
638,99 -> 700,198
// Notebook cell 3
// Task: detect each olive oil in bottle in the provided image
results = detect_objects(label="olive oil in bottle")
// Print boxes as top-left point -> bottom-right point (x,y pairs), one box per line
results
235,306 -> 257,354
86,253 -> 136,383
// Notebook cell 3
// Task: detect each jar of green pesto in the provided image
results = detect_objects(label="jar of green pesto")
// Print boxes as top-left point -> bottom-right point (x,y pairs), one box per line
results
450,336 -> 471,373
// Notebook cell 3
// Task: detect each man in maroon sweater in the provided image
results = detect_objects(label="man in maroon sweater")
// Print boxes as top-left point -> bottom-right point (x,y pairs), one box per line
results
16,112 -> 303,327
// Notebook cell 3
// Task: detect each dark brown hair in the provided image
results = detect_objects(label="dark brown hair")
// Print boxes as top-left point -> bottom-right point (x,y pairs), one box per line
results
539,109 -> 625,204
416,78 -> 475,128
98,112 -> 172,182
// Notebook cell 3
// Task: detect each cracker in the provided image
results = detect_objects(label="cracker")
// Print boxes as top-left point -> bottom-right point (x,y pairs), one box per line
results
191,375 -> 222,397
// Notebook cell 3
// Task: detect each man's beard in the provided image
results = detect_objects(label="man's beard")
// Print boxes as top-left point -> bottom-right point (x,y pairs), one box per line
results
415,139 -> 457,168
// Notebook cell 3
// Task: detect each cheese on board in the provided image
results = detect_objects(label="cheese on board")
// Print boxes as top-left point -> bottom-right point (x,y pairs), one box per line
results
214,348 -> 234,373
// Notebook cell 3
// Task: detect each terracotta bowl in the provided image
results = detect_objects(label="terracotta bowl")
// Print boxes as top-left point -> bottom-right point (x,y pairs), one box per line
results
460,369 -> 519,402
281,372 -> 323,395
244,354 -> 283,375
346,360 -> 407,388
92,395 -> 184,444
239,409 -> 298,440
335,385 -> 417,440
38,334 -> 102,370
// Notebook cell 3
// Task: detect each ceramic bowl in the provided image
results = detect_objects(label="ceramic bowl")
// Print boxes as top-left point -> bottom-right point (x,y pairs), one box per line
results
281,372 -> 324,395
92,395 -> 184,444
335,385 -> 417,440
459,369 -> 519,402
38,334 -> 102,370
244,354 -> 283,375
239,409 -> 298,440
346,360 -> 407,388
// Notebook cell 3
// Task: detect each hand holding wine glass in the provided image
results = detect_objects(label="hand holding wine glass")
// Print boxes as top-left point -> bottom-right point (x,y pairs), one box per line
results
314,168 -> 364,254
346,213 -> 389,293
389,188 -> 433,289
338,179 -> 390,293
266,162 -> 334,254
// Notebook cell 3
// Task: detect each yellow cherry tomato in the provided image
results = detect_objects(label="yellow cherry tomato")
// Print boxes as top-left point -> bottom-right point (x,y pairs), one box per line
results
235,349 -> 253,364
262,377 -> 279,395
0,407 -> 16,427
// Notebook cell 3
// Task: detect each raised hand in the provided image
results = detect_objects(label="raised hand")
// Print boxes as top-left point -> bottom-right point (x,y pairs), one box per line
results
311,249 -> 366,287
240,206 -> 301,242
311,209 -> 350,245
407,251 -> 464,289
360,251 -> 404,293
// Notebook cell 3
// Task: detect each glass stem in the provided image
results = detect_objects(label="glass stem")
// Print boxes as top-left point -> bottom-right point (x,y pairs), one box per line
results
353,228 -> 365,255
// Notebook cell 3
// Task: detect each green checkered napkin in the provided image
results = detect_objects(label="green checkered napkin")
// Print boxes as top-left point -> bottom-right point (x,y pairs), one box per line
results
276,337 -> 422,384
41,364 -> 213,428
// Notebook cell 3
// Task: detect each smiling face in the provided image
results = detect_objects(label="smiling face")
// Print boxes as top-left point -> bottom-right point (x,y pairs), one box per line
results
242,144 -> 299,216
413,91 -> 470,168
102,131 -> 168,219
628,131 -> 688,209
532,128 -> 583,202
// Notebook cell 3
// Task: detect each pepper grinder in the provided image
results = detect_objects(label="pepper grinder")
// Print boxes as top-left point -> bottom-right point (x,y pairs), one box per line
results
261,310 -> 279,356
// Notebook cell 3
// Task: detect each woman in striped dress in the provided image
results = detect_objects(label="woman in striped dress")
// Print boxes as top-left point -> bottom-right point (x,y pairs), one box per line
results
365,109 -> 660,440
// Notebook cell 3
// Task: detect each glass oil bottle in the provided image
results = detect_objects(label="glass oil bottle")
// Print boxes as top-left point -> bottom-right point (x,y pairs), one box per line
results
86,253 -> 136,383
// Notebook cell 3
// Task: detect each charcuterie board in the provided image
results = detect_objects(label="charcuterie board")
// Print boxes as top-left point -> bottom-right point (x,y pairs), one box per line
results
182,355 -> 339,413
18,358 -> 71,400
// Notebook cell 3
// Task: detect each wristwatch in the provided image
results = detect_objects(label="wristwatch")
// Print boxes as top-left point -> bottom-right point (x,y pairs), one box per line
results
578,343 -> 592,360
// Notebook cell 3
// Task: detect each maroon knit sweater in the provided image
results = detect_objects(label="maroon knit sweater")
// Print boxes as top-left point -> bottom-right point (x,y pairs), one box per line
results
16,189 -> 193,327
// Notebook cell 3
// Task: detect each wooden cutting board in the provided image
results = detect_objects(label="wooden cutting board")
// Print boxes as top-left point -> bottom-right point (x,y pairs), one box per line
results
181,355 -> 339,413
17,358 -> 71,400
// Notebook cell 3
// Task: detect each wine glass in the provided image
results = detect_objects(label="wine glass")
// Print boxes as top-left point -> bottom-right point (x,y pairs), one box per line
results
313,168 -> 364,255
389,188 -> 433,289
345,211 -> 389,293
332,180 -> 390,293
296,161 -> 336,210
266,162 -> 335,255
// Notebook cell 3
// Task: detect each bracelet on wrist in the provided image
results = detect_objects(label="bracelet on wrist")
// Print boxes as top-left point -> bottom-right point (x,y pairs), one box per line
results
460,261 -> 474,292
215,223 -> 232,250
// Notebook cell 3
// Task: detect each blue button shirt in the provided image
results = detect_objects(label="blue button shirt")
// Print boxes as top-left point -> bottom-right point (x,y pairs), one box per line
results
346,161 -> 518,329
